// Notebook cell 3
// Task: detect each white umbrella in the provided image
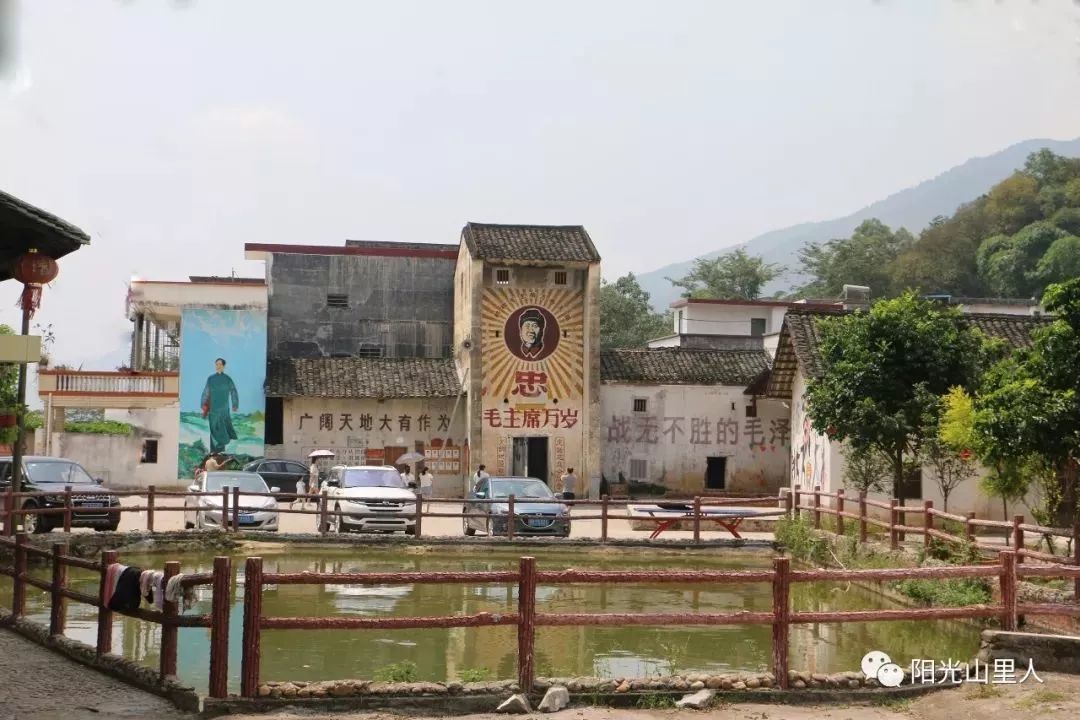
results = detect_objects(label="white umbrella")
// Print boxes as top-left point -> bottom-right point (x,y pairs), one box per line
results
394,451 -> 426,465
308,449 -> 335,459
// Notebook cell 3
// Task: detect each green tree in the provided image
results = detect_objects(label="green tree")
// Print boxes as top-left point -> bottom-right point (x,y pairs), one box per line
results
1023,148 -> 1080,188
796,219 -> 914,299
985,173 -> 1041,235
667,249 -> 782,300
841,444 -> 890,494
598,273 -> 671,350
977,221 -> 1065,297
1034,235 -> 1080,288
805,293 -> 985,507
1051,207 -> 1080,236
892,200 -> 992,297
971,278 -> 1080,527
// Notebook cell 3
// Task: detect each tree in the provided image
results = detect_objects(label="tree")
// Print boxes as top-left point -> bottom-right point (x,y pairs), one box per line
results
971,278 -> 1080,527
1034,235 -> 1080,288
598,274 -> 670,350
805,293 -> 985,508
841,444 -> 890,494
892,200 -> 993,297
985,174 -> 1041,235
667,249 -> 782,300
796,219 -> 913,299
921,436 -> 977,514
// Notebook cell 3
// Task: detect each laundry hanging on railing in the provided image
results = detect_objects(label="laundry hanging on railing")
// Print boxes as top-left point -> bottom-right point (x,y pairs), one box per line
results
165,574 -> 197,611
107,565 -> 143,611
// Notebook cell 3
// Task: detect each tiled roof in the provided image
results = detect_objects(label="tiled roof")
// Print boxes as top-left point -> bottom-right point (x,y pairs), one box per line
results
461,222 -> 601,263
267,357 -> 462,399
0,189 -> 90,282
600,348 -> 770,386
765,309 -> 1054,399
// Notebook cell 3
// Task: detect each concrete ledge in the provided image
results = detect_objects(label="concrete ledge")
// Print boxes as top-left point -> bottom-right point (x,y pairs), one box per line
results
977,630 -> 1080,674
0,612 -> 200,712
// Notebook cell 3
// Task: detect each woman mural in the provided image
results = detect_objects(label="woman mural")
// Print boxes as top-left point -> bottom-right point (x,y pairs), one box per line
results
201,357 -> 239,454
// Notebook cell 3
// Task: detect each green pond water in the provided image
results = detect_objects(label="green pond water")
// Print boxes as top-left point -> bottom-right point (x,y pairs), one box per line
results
1,546 -> 980,694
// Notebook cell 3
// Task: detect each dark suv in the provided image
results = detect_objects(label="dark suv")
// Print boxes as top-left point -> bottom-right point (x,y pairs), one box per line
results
243,458 -> 311,501
0,456 -> 121,534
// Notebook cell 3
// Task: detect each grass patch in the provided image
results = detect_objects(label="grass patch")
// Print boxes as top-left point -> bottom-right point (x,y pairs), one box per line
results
775,516 -> 831,566
64,419 -> 133,436
374,661 -> 418,683
458,667 -> 490,682
635,694 -> 676,709
966,683 -> 1005,699
871,695 -> 913,711
1014,689 -> 1067,709
893,577 -> 992,606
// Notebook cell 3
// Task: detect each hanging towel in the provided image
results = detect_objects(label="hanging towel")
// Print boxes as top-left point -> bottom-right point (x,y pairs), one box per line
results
152,572 -> 165,610
108,566 -> 143,611
103,563 -> 126,609
165,574 -> 197,611
139,570 -> 154,604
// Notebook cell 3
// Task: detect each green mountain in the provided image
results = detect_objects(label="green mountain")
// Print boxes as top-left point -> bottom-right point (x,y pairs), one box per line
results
637,137 -> 1080,310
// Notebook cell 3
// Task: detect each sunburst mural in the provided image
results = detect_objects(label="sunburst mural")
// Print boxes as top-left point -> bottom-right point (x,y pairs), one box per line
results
481,287 -> 584,402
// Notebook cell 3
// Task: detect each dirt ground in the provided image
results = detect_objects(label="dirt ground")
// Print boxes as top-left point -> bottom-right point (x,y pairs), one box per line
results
228,673 -> 1080,720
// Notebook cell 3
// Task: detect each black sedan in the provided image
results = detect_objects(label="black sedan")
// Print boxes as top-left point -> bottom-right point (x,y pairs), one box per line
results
0,456 -> 120,533
462,476 -> 571,537
243,458 -> 311,501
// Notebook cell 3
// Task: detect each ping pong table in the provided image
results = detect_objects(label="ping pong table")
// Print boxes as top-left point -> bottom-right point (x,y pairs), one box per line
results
627,503 -> 786,539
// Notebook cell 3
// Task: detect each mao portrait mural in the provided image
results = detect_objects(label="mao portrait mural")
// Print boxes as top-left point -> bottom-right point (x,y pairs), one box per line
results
177,309 -> 267,479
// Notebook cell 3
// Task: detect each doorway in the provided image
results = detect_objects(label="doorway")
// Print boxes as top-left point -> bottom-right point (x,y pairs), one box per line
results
511,437 -> 550,484
705,456 -> 727,490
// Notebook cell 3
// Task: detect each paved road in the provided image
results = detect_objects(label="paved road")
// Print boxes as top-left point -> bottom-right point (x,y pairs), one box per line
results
0,629 -> 191,720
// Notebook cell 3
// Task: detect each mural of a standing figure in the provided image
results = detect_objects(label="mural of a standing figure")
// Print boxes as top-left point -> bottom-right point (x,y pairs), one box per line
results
201,358 -> 239,454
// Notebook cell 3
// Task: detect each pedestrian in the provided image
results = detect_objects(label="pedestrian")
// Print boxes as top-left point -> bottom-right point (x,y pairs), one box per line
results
560,467 -> 578,501
419,465 -> 434,512
204,453 -> 224,473
472,464 -> 489,491
306,460 -> 320,508
401,465 -> 416,488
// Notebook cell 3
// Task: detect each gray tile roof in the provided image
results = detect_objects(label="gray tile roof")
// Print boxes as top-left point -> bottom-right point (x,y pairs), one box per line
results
267,357 -> 462,398
600,348 -> 770,386
0,189 -> 90,282
461,222 -> 601,263
764,309 -> 1054,399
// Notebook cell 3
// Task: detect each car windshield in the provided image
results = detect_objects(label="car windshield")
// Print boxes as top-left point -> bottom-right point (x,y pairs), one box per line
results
490,479 -> 553,500
26,461 -> 95,486
205,473 -> 268,493
341,468 -> 406,489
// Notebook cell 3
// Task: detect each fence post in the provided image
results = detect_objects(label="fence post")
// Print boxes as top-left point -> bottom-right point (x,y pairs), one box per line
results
4,489 -> 13,536
693,496 -> 702,544
782,488 -> 792,518
517,556 -> 537,693
231,486 -> 241,532
772,556 -> 790,689
812,486 -> 821,530
1072,522 -> 1079,603
507,495 -> 516,540
792,485 -> 801,521
414,492 -> 423,538
221,487 -> 229,532
923,500 -> 933,550
97,549 -> 117,656
12,532 -> 27,616
999,550 -> 1017,632
889,499 -> 899,550
208,556 -> 231,699
858,491 -> 867,543
147,485 -> 155,533
160,560 -> 180,682
965,512 -> 975,543
50,542 -> 68,636
241,556 -> 264,697
600,495 -> 609,542
835,489 -> 845,536
1012,515 -> 1024,564
319,490 -> 329,535
63,485 -> 72,533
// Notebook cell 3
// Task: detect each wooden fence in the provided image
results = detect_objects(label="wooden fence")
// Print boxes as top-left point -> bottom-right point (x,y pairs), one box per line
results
3,534 -> 1080,698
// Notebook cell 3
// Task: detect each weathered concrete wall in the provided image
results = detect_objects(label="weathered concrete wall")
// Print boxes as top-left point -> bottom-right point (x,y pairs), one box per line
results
601,383 -> 789,493
41,426 -> 183,489
977,630 -> 1080,675
267,252 -> 455,359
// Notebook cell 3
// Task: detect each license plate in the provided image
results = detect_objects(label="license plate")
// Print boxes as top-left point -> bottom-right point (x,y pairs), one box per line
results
81,502 -> 106,508
527,518 -> 549,528
239,514 -> 255,523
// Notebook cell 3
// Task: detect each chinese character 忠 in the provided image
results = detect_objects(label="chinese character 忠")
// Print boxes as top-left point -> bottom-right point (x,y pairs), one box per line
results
511,370 -> 549,398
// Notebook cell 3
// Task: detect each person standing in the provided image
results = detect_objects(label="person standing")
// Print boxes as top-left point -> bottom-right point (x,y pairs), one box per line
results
307,460 -> 320,507
204,453 -> 224,473
401,466 -> 416,488
472,464 -> 489,491
560,467 -> 578,501
200,358 -> 239,454
419,466 -> 434,512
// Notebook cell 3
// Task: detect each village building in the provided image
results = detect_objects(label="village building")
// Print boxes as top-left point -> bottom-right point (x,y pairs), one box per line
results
763,307 -> 1054,519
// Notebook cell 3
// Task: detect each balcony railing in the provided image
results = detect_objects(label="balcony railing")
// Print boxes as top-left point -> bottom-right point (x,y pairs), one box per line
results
38,370 -> 179,396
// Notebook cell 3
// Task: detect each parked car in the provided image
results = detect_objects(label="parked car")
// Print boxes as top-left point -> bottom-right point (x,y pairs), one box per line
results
323,465 -> 417,534
184,471 -> 280,531
0,456 -> 120,534
243,458 -> 310,501
463,476 -> 570,537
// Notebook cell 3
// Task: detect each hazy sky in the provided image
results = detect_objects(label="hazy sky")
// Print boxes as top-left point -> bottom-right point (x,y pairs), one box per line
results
2,0 -> 1080,368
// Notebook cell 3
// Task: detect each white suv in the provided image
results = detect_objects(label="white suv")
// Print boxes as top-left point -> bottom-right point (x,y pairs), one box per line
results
323,465 -> 418,534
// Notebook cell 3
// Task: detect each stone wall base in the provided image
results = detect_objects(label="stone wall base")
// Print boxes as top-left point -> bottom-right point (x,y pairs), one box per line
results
977,630 -> 1080,674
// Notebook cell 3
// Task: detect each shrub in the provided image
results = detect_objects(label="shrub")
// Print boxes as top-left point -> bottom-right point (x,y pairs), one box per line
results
374,661 -> 418,683
775,516 -> 830,566
894,577 -> 991,606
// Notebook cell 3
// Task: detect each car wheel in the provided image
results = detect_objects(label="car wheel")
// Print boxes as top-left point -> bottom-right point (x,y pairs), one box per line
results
21,502 -> 44,534
95,524 -> 119,533
405,526 -> 417,536
185,521 -> 195,530
463,509 -> 476,536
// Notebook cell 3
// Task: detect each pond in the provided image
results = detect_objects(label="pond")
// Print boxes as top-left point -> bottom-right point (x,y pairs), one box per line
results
1,545 -> 980,694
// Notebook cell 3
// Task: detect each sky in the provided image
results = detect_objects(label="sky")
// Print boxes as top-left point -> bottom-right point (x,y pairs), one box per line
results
2,0 -> 1080,369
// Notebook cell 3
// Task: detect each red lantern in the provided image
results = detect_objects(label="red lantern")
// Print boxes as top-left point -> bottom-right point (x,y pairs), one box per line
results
826,425 -> 837,437
959,448 -> 973,461
12,251 -> 59,285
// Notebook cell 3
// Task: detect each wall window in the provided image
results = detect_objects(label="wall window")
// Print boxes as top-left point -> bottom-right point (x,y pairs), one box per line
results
750,318 -> 766,336
495,268 -> 512,285
327,293 -> 349,308
140,439 -> 159,464
632,397 -> 648,413
629,458 -> 648,480
552,270 -> 568,286
745,403 -> 757,418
